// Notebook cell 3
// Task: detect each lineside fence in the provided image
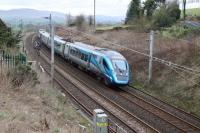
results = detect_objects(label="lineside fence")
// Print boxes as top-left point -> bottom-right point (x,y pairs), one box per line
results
0,49 -> 27,71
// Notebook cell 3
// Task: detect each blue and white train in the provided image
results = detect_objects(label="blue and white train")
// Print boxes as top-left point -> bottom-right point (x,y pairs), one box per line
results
38,29 -> 130,86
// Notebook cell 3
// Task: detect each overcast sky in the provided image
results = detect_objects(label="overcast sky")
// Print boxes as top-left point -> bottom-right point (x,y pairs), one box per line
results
0,0 -> 131,16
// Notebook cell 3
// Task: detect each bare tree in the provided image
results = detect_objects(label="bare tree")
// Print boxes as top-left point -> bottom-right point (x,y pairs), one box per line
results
183,0 -> 186,20
75,14 -> 86,31
66,13 -> 72,27
88,15 -> 93,26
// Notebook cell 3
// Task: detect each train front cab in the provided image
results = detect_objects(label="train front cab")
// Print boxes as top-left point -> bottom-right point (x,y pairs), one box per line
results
101,57 -> 129,86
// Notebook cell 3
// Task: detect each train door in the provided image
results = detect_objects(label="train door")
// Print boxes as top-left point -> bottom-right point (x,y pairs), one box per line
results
87,54 -> 91,70
64,44 -> 70,59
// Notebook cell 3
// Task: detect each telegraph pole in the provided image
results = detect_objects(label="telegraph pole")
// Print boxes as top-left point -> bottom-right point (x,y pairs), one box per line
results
94,0 -> 96,32
50,14 -> 55,87
148,30 -> 154,83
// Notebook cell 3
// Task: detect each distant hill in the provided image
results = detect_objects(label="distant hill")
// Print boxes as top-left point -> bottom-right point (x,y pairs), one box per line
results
0,8 -> 124,25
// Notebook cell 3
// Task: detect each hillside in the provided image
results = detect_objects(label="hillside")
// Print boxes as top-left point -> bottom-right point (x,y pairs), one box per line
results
0,9 -> 124,25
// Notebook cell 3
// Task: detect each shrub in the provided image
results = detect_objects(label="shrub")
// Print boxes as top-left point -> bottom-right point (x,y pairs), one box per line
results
8,64 -> 38,87
153,7 -> 174,28
167,2 -> 181,20
152,2 -> 181,29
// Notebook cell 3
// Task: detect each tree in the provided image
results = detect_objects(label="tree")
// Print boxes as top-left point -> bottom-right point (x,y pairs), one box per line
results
75,15 -> 86,31
155,0 -> 166,5
183,0 -> 186,20
88,15 -> 93,26
125,0 -> 141,24
143,0 -> 158,18
0,18 -> 21,49
153,3 -> 181,28
167,2 -> 181,20
66,13 -> 72,27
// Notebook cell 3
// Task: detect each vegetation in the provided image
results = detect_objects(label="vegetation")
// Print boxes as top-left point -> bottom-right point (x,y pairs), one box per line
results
153,3 -> 181,28
161,24 -> 200,38
183,0 -> 186,20
8,64 -> 38,87
66,13 -> 73,27
143,0 -> 157,19
88,15 -> 93,26
186,8 -> 200,17
75,14 -> 86,31
0,18 -> 21,49
125,0 -> 181,30
125,0 -> 141,24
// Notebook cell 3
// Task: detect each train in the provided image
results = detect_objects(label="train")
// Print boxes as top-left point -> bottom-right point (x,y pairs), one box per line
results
38,29 -> 130,86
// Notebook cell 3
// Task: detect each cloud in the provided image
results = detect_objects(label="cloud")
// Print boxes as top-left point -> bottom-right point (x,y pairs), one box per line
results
0,0 -> 131,16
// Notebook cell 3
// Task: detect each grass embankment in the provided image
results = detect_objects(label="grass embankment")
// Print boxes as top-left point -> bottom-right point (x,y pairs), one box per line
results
132,42 -> 200,116
0,65 -> 92,133
161,24 -> 200,38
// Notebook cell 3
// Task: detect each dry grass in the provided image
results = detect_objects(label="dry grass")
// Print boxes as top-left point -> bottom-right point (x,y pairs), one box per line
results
0,67 -> 92,133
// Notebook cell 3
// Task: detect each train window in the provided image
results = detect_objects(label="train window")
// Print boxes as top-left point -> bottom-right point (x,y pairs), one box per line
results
77,51 -> 79,57
112,60 -> 127,70
78,52 -> 81,58
93,55 -> 97,59
71,49 -> 75,55
103,59 -> 109,70
85,55 -> 88,61
81,53 -> 84,60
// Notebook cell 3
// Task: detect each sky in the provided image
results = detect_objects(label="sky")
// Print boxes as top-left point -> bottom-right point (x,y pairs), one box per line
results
0,0 -> 131,16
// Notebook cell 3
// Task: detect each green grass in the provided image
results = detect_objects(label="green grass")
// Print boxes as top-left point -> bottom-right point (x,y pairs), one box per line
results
186,8 -> 200,16
0,111 -> 9,120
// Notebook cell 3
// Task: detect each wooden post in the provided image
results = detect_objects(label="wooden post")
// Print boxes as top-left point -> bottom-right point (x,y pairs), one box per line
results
148,30 -> 154,83
94,0 -> 96,33
50,14 -> 55,87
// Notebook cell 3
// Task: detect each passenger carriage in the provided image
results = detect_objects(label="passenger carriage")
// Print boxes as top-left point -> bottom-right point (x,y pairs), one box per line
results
38,29 -> 130,86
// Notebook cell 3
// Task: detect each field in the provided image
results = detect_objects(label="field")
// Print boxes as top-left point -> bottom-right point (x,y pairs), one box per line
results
56,27 -> 200,117
96,25 -> 130,32
186,8 -> 200,16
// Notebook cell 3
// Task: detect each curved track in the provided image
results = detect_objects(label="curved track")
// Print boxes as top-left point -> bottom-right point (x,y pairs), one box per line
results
26,33 -> 200,133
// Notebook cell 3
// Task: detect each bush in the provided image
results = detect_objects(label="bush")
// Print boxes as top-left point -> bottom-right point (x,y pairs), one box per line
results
167,2 -> 181,20
153,7 -> 174,28
8,64 -> 38,87
152,3 -> 181,29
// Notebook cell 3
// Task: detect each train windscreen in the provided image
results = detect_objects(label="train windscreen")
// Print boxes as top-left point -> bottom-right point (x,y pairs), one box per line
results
112,60 -> 127,71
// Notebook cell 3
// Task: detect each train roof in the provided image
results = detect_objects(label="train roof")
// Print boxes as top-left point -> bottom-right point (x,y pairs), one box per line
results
71,42 -> 125,60
39,29 -> 126,60
54,35 -> 66,44
97,49 -> 125,59
39,30 -> 50,37
40,30 -> 65,44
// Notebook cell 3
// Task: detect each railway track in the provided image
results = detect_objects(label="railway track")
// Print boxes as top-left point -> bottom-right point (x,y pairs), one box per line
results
40,44 -> 158,133
125,86 -> 200,128
26,34 -> 200,133
40,44 -> 200,133
116,87 -> 200,133
26,34 -> 133,133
